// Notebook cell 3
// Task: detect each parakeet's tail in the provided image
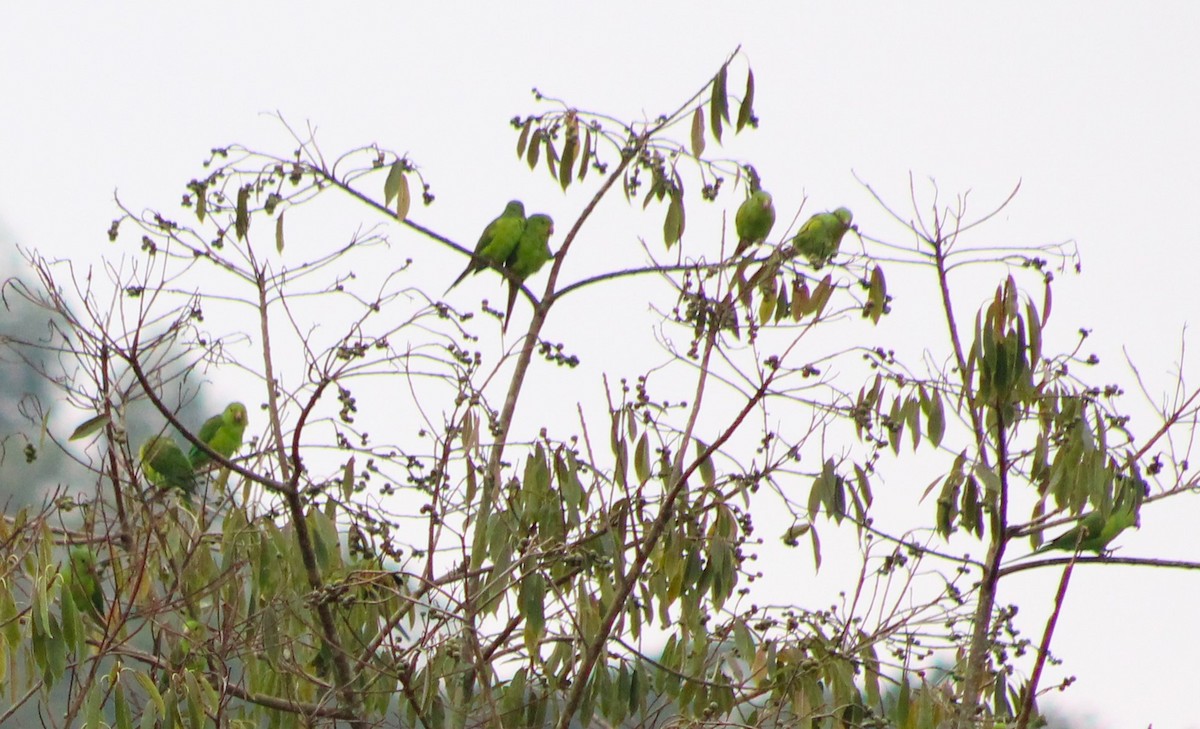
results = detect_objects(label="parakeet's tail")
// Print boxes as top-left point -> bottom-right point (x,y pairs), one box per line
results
502,280 -> 521,334
445,263 -> 475,295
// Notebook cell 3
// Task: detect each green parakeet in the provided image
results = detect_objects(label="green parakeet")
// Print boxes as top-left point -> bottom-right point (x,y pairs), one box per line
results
734,190 -> 776,256
447,200 -> 527,292
189,402 -> 249,469
502,214 -> 555,332
792,207 -> 853,269
140,435 -> 196,496
1037,503 -> 1139,554
64,545 -> 105,622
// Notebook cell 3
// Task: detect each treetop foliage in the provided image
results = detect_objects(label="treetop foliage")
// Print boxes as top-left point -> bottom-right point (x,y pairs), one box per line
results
1,49 -> 1197,729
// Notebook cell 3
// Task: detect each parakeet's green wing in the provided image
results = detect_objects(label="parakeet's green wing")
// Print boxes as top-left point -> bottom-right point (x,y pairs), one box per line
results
793,207 -> 853,269
1039,511 -> 1107,553
190,414 -> 223,464
1038,504 -> 1137,554
734,191 -> 776,256
503,214 -> 555,332
447,201 -> 526,291
141,436 -> 196,495
190,402 -> 249,468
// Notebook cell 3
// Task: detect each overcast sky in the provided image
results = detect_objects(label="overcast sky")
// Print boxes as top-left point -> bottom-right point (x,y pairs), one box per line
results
3,4 -> 1199,727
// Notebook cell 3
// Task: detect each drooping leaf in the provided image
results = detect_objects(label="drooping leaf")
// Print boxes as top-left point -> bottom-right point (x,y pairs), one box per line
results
395,171 -> 411,220
519,572 -> 546,653
810,274 -> 835,318
559,114 -> 579,191
340,456 -> 355,501
275,210 -> 285,253
867,265 -> 887,324
384,160 -> 404,206
709,66 -> 728,143
633,432 -> 650,484
736,68 -> 755,131
526,129 -> 543,170
69,413 -> 109,441
544,137 -> 559,179
690,108 -> 706,157
194,180 -> 207,223
516,117 -> 533,158
235,185 -> 250,240
578,125 -> 592,182
663,193 -> 684,248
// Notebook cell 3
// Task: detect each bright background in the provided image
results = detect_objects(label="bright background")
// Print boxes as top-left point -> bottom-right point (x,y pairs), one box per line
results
2,4 -> 1198,727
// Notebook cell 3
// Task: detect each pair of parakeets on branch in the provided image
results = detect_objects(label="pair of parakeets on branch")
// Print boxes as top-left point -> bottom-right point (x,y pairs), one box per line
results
734,188 -> 854,270
447,200 -> 555,331
138,402 -> 249,498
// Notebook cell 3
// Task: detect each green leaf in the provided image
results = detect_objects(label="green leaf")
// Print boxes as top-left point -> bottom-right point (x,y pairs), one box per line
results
0,582 -> 20,647
633,432 -> 650,484
810,274 -> 835,319
791,278 -> 810,321
713,65 -> 730,121
559,115 -> 579,191
736,68 -> 755,131
193,180 -> 207,223
69,413 -> 109,441
695,439 -> 715,488
962,475 -> 982,535
526,129 -> 543,170
867,265 -> 887,324
544,137 -> 559,179
578,126 -> 592,182
184,670 -> 207,728
384,160 -> 404,206
235,185 -> 250,241
516,117 -> 533,158
115,680 -> 133,729
709,66 -> 727,142
758,283 -> 776,326
854,463 -> 873,509
808,524 -> 822,571
138,690 -> 159,729
519,572 -> 546,653
59,579 -> 82,654
396,172 -> 411,220
925,390 -> 946,448
82,681 -> 102,728
904,396 -> 921,452
275,209 -> 285,253
690,108 -> 706,157
262,607 -> 281,666
663,193 -> 684,247
340,456 -> 355,501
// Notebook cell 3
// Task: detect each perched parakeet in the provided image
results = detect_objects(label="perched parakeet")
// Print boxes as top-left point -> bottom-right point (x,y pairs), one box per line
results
734,190 -> 776,256
1037,504 -> 1139,554
64,545 -> 105,622
792,207 -> 853,269
140,435 -> 196,496
189,402 -> 249,469
447,200 -> 527,292
502,214 -> 555,332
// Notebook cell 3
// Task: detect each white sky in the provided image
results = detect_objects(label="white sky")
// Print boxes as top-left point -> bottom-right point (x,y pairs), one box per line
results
3,3 -> 1199,727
